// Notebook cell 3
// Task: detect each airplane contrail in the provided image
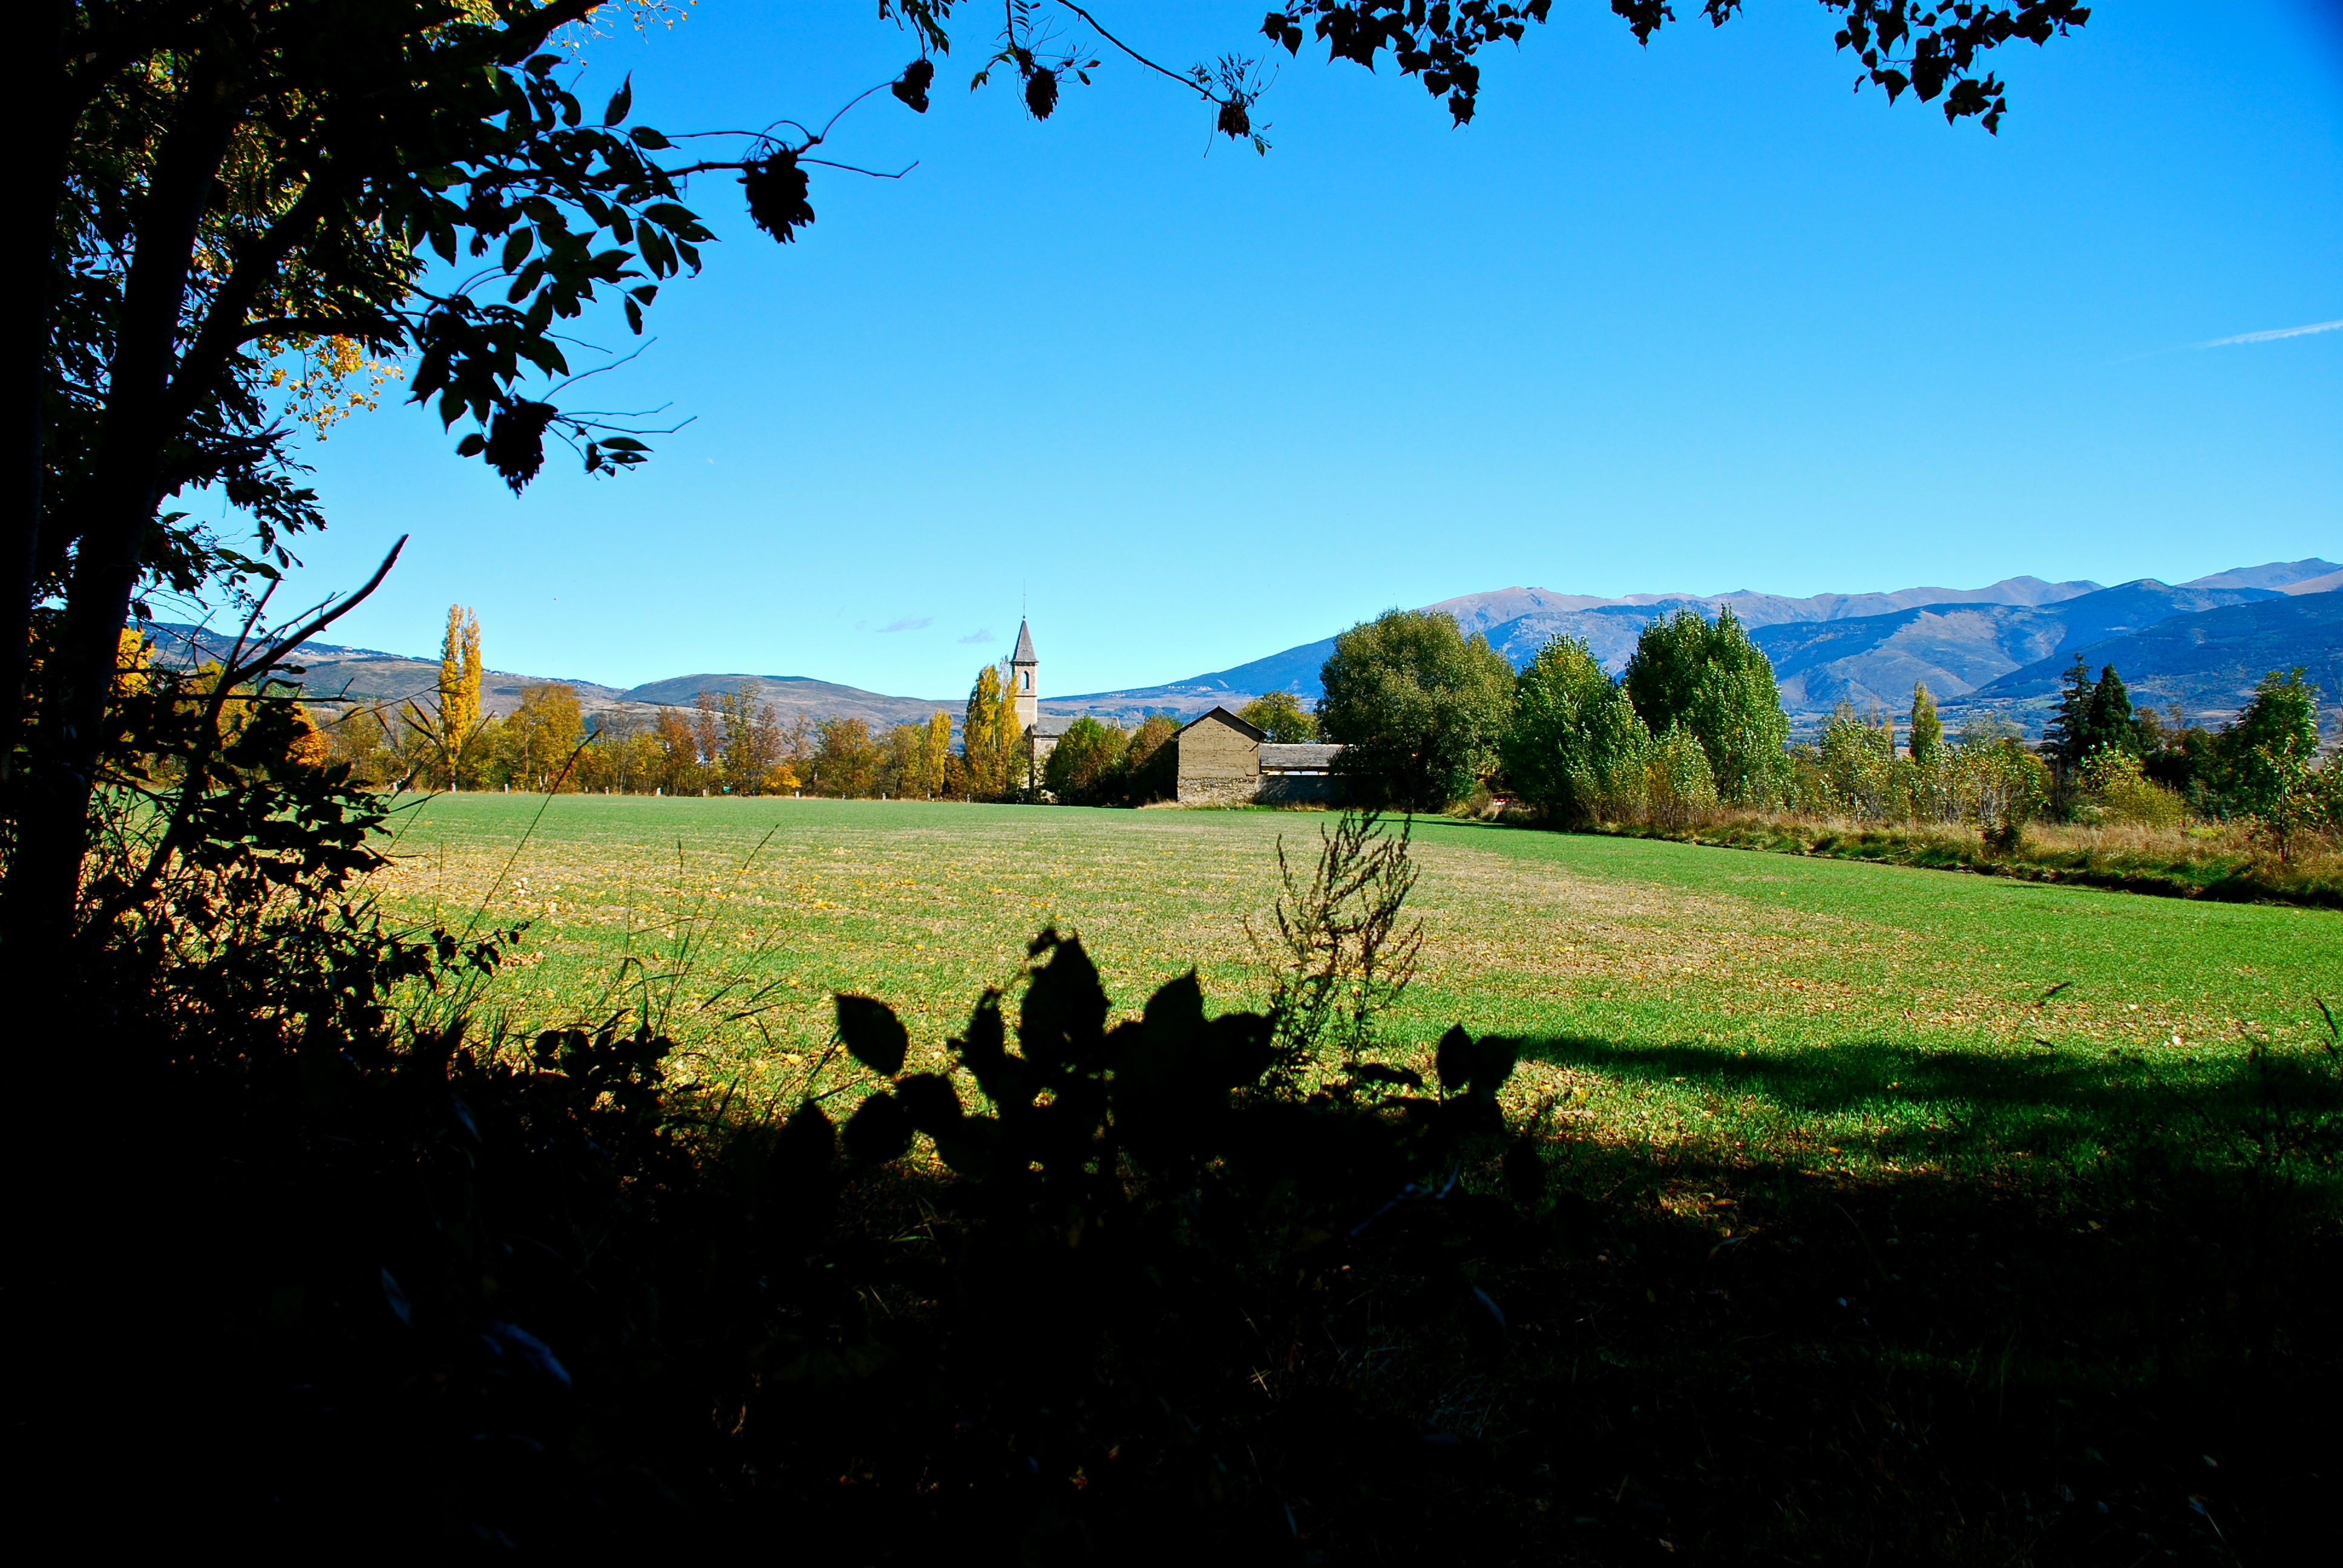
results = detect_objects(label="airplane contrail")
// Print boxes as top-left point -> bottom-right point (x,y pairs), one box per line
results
2198,318 -> 2343,347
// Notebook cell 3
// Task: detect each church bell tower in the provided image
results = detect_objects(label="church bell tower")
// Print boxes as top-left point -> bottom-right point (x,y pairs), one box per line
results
1009,619 -> 1038,733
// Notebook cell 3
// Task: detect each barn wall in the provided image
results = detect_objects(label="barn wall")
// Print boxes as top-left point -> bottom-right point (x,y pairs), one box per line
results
1176,713 -> 1260,780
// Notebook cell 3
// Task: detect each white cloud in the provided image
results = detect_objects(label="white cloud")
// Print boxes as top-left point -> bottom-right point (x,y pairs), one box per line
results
957,629 -> 996,645
879,616 -> 933,634
2198,318 -> 2343,348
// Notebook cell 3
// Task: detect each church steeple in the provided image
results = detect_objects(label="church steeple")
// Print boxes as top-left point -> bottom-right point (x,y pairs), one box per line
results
1009,619 -> 1038,732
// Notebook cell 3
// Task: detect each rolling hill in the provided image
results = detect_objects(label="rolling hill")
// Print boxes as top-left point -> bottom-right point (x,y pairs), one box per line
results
147,626 -> 961,732
145,557 -> 2340,739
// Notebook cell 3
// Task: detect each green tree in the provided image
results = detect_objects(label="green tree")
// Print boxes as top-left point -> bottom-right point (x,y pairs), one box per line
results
1044,716 -> 1129,805
2082,664 -> 2133,759
1620,607 -> 1790,806
1640,725 -> 1719,829
2212,668 -> 2322,849
1237,690 -> 1319,742
711,686 -> 781,794
1502,635 -> 1649,824
917,710 -> 952,798
2042,653 -> 2096,795
1318,610 -> 1515,811
1818,702 -> 1899,820
1909,681 -> 1943,765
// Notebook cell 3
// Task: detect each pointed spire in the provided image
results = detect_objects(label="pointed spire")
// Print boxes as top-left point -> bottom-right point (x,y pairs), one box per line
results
1011,619 -> 1037,664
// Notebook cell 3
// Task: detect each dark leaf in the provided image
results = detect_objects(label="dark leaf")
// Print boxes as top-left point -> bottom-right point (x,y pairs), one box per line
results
842,1090 -> 913,1163
1434,1022 -> 1475,1093
896,1071 -> 962,1132
603,73 -> 632,126
481,1321 -> 571,1387
773,1098 -> 837,1187
836,993 -> 908,1077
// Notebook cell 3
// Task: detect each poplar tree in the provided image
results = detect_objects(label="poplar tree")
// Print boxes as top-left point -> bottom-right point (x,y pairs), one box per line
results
1621,607 -> 1791,806
1502,634 -> 1650,823
434,604 -> 480,790
1909,681 -> 1942,764
995,661 -> 1031,797
964,663 -> 1012,800
920,710 -> 952,798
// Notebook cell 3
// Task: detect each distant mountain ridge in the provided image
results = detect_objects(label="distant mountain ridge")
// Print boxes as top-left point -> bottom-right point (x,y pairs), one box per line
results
148,557 -> 2341,737
1962,592 -> 2343,722
1055,561 -> 2339,724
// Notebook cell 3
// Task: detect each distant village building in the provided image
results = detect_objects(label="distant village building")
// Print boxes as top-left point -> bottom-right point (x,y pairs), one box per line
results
1010,619 -> 1074,792
1167,707 -> 1344,807
1008,620 -> 1340,805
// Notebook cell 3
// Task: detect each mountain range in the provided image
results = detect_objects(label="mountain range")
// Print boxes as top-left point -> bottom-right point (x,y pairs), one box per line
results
150,557 -> 2339,739
1050,559 -> 2340,731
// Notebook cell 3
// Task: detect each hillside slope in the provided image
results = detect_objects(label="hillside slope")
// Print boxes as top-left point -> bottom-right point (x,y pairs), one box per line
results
1955,590 -> 2343,725
1750,580 -> 2283,712
144,559 -> 2339,738
146,624 -> 637,719
620,674 -> 960,731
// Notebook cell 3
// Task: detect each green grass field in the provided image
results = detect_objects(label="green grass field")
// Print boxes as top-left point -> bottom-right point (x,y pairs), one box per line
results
373,794 -> 2343,1187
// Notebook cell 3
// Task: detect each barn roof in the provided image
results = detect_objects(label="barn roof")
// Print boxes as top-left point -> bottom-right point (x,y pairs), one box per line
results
1260,742 -> 1343,770
1175,706 -> 1266,742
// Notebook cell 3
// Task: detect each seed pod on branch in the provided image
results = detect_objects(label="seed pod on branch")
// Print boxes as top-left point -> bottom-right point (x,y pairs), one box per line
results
741,149 -> 816,242
483,400 -> 557,494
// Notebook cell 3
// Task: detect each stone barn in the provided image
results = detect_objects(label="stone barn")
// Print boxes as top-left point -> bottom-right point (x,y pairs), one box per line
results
1169,707 -> 1344,806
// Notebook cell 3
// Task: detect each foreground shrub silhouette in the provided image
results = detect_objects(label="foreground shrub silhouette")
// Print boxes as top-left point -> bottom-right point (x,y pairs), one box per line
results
65,852 -> 1536,1555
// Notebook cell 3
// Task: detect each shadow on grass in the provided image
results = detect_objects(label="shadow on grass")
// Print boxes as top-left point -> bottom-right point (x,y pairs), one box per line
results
1430,1030 -> 2342,1564
1519,1029 -> 2343,1185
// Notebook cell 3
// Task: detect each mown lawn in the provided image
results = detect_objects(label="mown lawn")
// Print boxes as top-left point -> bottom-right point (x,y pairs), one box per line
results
372,794 -> 2341,1186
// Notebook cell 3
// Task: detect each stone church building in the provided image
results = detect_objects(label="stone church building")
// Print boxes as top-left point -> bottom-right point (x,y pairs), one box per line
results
1009,618 -> 1340,805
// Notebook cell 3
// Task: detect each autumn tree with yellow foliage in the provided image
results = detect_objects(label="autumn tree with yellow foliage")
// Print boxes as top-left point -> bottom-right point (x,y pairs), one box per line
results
403,606 -> 482,789
962,663 -> 1027,801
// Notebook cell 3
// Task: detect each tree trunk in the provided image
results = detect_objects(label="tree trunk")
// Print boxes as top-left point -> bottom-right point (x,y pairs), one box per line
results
2,58 -> 241,970
3,4 -> 75,785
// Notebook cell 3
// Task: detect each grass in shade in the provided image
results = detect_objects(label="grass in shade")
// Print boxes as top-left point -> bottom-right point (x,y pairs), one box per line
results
370,794 -> 2342,1191
364,795 -> 2342,1555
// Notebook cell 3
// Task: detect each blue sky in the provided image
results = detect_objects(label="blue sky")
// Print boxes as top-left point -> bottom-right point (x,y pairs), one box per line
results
246,1 -> 2341,699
